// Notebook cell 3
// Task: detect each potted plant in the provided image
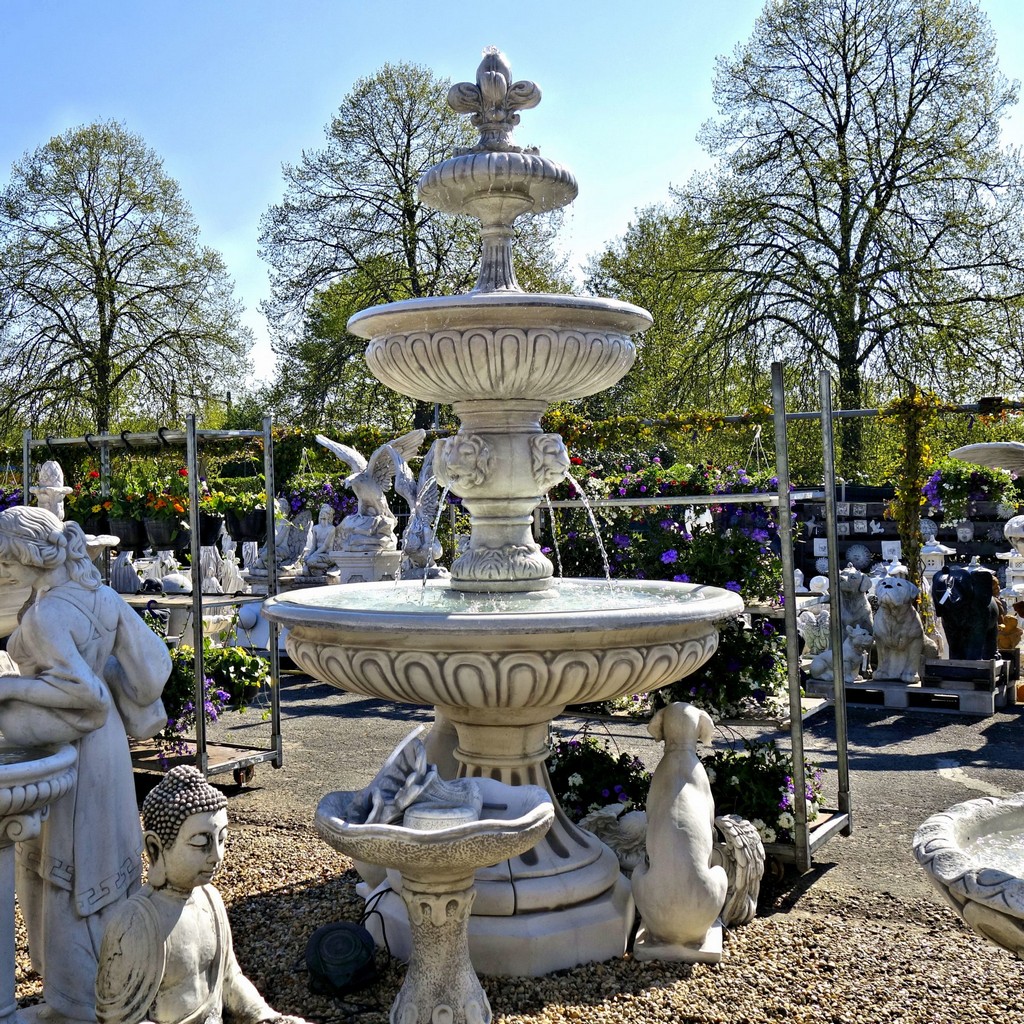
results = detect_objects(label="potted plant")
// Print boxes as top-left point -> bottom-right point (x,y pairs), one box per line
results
196,487 -> 228,546
65,470 -> 108,533
222,489 -> 268,543
107,487 -> 150,551
143,468 -> 190,550
922,457 -> 1019,524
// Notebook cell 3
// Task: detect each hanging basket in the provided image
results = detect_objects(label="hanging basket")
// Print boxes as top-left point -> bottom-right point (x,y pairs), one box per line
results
109,517 -> 147,552
144,517 -> 183,551
197,512 -> 225,547
225,509 -> 267,544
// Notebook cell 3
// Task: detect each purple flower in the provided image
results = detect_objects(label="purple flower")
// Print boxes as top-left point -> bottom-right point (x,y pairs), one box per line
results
725,581 -> 742,593
673,573 -> 691,583
661,548 -> 678,564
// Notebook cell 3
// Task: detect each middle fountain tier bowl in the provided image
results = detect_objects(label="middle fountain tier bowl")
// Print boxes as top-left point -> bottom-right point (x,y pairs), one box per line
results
264,577 -> 743,974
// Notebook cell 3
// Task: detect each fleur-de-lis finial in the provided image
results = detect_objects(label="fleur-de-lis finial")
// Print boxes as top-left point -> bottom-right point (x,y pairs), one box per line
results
448,47 -> 541,152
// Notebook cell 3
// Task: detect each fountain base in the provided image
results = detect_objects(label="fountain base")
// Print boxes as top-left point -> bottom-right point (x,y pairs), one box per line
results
361,871 -> 633,975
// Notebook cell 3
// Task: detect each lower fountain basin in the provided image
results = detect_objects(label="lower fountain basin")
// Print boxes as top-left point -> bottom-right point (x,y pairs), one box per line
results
263,577 -> 743,711
0,741 -> 77,840
913,792 -> 1024,959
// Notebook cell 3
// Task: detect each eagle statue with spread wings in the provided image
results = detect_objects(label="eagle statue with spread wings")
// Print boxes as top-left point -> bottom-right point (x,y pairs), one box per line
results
315,429 -> 426,554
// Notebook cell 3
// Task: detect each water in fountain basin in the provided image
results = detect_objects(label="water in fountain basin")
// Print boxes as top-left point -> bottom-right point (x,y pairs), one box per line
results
564,473 -> 613,586
966,829 -> 1024,875
276,576 -> 703,616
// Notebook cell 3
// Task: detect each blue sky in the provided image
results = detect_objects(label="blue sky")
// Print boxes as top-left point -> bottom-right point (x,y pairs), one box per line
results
2,1 -> 1022,380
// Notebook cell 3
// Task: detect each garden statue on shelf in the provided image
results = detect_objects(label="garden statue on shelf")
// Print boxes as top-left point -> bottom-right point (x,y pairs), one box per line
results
316,429 -> 426,553
299,503 -> 338,576
998,613 -> 1022,651
809,623 -> 873,683
110,550 -> 141,595
932,563 -> 1000,661
872,575 -> 927,682
218,533 -> 248,595
796,606 -> 831,656
0,506 -> 171,1024
31,461 -> 73,520
398,445 -> 448,580
836,564 -> 874,635
632,702 -> 729,963
95,765 -> 308,1024
251,500 -> 308,575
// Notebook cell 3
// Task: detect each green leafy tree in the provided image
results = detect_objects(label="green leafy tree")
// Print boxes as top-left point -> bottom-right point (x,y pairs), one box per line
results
0,121 -> 252,437
585,206 -> 768,417
681,0 -> 1024,465
259,61 -> 569,429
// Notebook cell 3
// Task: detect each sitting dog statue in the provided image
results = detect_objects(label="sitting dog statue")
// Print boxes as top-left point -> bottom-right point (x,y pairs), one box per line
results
872,575 -> 925,682
932,564 -> 1000,660
632,702 -> 728,962
809,624 -> 873,683
837,564 -> 874,634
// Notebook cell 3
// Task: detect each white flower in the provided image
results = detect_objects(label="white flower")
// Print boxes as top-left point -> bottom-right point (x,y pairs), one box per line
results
760,826 -> 777,844
729,775 -> 739,787
568,773 -> 583,788
806,799 -> 820,821
751,818 -> 765,831
777,811 -> 795,830
706,768 -> 716,784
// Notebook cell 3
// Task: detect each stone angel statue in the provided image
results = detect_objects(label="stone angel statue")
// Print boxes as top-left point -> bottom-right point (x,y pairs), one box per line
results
397,443 -> 448,579
316,429 -> 426,554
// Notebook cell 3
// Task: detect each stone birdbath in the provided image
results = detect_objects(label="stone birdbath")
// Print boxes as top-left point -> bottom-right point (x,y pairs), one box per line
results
264,48 -> 744,973
0,742 -> 77,1024
317,776 -> 553,1024
913,792 -> 1024,958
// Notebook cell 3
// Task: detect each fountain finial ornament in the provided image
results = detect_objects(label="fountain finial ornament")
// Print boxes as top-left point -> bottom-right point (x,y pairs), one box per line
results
448,47 -> 541,153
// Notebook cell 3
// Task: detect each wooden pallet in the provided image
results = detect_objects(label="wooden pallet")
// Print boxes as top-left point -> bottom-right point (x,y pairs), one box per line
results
836,677 -> 1012,715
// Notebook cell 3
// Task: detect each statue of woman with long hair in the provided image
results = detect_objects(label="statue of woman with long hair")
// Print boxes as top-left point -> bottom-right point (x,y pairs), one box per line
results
0,506 -> 172,1024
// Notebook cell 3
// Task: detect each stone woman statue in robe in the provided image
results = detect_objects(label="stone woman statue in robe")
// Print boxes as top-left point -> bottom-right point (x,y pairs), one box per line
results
95,766 -> 306,1024
0,506 -> 171,1023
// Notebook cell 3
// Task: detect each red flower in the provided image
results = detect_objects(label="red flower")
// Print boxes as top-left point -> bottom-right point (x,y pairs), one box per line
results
570,457 -> 583,466
89,470 -> 100,479
178,468 -> 188,477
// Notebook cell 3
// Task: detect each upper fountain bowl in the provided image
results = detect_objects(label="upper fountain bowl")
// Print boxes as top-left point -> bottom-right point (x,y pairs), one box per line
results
349,293 -> 650,405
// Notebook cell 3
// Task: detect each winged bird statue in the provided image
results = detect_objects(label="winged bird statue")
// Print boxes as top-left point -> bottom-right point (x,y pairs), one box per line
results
316,429 -> 426,554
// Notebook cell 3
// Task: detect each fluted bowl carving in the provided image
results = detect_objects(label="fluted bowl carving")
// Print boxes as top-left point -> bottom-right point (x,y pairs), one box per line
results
0,742 -> 77,844
350,294 -> 650,405
264,579 -> 742,713
913,792 -> 1024,959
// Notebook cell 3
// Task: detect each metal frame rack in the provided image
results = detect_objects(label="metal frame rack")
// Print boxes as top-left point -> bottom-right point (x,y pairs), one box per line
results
22,415 -> 283,786
546,363 -> 853,872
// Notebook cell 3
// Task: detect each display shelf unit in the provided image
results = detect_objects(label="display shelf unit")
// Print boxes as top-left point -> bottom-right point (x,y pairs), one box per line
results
22,415 -> 283,786
546,363 -> 853,872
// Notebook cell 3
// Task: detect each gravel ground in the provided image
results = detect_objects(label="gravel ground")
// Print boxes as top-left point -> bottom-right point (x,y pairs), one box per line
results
14,804 -> 1022,1024
14,688 -> 1024,1024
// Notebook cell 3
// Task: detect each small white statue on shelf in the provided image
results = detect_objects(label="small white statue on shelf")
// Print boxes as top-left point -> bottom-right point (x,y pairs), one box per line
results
31,460 -> 73,520
809,623 -> 873,683
632,702 -> 728,962
300,503 -> 338,575
96,766 -> 308,1024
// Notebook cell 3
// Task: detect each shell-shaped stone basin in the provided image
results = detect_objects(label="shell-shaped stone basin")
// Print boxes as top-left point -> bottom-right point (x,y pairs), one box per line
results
316,778 -> 554,883
913,792 -> 1024,959
263,578 -> 743,712
349,293 -> 651,404
0,741 -> 78,828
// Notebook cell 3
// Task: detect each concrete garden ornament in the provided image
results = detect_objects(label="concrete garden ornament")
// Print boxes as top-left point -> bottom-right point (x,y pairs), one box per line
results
263,48 -> 744,975
96,766 -> 308,1024
872,575 -> 926,682
0,506 -> 171,1023
632,703 -> 729,962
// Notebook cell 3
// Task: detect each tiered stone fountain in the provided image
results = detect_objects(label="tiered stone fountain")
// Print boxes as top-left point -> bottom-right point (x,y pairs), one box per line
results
264,48 -> 743,974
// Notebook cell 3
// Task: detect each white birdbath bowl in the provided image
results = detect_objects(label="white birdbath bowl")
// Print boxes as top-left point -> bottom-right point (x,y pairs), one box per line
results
913,792 -> 1024,958
317,778 -> 553,1024
0,742 -> 78,1024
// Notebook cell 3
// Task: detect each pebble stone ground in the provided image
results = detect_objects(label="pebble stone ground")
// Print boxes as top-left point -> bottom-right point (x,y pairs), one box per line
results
14,675 -> 1024,1024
